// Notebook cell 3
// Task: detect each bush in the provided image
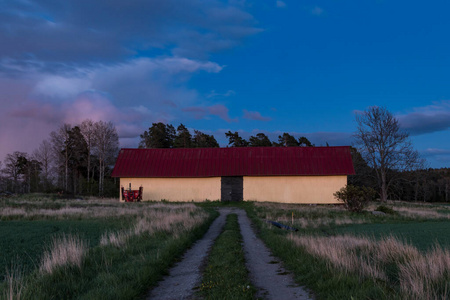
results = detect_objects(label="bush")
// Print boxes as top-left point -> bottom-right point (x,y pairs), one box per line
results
375,205 -> 398,215
334,185 -> 376,213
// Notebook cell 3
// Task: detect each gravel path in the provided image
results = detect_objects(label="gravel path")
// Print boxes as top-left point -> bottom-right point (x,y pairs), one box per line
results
146,208 -> 235,300
235,209 -> 312,300
146,208 -> 312,300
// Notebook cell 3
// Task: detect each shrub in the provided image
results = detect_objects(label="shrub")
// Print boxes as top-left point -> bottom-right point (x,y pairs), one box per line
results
334,185 -> 376,213
375,205 -> 398,215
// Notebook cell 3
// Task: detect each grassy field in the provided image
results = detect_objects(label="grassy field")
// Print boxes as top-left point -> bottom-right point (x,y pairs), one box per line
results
0,194 -> 217,300
1,195 -> 449,299
335,220 -> 450,251
0,219 -> 125,281
244,201 -> 450,300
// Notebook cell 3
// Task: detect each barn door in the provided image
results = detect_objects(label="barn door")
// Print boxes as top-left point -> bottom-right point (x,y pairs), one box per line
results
221,176 -> 243,202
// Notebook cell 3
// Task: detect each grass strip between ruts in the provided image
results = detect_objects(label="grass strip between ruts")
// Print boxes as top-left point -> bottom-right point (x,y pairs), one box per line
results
199,213 -> 256,300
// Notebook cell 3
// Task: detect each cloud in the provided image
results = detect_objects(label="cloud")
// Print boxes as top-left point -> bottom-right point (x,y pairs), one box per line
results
0,0 -> 262,162
207,90 -> 236,98
397,101 -> 450,135
421,148 -> 450,164
183,104 -> 238,123
0,0 -> 262,70
242,109 -> 272,121
276,1 -> 287,8
311,6 -> 324,16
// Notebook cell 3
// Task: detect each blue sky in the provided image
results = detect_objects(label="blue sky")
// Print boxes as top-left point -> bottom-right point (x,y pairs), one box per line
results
0,0 -> 449,168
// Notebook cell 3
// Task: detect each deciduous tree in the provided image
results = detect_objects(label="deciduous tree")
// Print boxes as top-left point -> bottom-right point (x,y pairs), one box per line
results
80,119 -> 95,189
33,139 -> 53,191
354,106 -> 424,202
93,121 -> 119,196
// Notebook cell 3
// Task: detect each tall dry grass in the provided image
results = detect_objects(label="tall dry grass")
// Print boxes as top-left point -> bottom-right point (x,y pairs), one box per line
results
0,199 -> 202,220
289,234 -> 450,300
100,204 -> 207,247
394,206 -> 450,220
255,202 -> 365,228
39,234 -> 87,274
3,265 -> 23,300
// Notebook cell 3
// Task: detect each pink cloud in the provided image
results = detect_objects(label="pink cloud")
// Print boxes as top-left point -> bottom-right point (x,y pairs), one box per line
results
242,109 -> 272,121
63,92 -> 123,124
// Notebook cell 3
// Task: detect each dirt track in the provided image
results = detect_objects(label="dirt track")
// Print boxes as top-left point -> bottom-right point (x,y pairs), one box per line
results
146,208 -> 312,300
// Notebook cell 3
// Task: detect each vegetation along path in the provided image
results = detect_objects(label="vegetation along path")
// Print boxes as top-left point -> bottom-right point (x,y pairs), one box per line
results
147,208 -> 312,299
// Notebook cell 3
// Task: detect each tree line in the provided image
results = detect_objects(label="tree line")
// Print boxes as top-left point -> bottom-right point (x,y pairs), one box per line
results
138,122 -> 314,149
1,109 -> 449,203
0,120 -> 119,197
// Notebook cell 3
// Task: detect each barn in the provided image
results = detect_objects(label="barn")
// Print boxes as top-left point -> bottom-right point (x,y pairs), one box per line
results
111,146 -> 355,204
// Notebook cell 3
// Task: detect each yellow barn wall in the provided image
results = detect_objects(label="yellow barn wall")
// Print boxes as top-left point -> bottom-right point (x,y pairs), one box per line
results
119,177 -> 221,202
243,176 -> 347,204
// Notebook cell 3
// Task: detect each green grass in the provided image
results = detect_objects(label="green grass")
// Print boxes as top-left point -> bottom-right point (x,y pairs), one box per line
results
335,221 -> 450,251
0,195 -> 218,300
243,206 -> 394,300
199,213 -> 255,300
239,201 -> 450,299
20,219 -> 216,300
0,219 -> 126,281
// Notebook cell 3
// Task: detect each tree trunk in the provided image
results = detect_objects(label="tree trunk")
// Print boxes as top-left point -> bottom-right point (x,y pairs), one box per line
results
381,172 -> 388,202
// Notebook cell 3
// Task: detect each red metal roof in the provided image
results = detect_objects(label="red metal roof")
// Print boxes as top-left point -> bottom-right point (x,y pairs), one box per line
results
111,146 -> 355,178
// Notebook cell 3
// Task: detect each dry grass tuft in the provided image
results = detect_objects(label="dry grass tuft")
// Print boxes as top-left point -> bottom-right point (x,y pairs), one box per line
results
4,264 -> 24,300
40,234 -> 86,274
289,234 -> 450,299
399,245 -> 450,300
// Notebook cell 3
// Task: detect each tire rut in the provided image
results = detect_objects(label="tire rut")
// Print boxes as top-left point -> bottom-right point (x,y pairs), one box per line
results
146,208 -> 235,300
146,208 -> 312,300
235,209 -> 313,300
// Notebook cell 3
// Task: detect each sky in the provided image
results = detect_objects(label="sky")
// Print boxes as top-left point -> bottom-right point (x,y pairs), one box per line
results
1,0 -> 450,168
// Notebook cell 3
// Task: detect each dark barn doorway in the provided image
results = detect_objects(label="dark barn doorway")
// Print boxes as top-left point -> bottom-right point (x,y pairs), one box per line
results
221,176 -> 243,202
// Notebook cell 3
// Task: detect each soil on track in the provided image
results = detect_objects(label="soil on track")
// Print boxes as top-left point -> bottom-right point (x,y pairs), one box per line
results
146,208 -> 312,300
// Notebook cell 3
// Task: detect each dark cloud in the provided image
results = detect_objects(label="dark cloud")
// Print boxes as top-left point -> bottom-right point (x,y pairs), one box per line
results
0,0 -> 261,162
0,0 -> 261,71
397,101 -> 450,135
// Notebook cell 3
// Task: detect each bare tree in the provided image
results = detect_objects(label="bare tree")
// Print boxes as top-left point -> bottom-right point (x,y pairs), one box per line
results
80,119 -> 94,191
354,106 -> 424,202
33,139 -> 54,191
93,121 -> 119,196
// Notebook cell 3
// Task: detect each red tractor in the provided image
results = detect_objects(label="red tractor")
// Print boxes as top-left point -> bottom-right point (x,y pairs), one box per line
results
121,185 -> 143,202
